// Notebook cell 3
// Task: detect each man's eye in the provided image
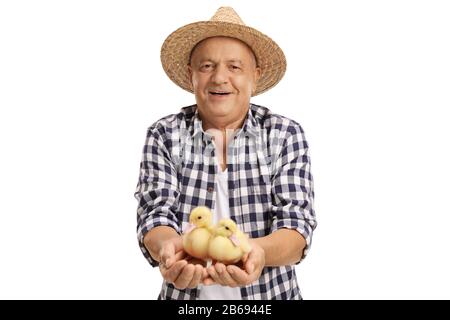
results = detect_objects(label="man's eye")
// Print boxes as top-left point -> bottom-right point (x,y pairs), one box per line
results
230,65 -> 240,70
201,64 -> 212,70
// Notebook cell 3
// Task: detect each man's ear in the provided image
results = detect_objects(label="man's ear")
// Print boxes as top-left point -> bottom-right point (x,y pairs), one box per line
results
187,65 -> 193,85
252,67 -> 261,94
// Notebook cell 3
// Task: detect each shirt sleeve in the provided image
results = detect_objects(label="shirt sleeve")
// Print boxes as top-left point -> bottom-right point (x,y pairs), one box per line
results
270,124 -> 317,263
134,127 -> 181,267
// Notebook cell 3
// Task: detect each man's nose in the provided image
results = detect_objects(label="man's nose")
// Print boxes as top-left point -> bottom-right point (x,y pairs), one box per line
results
210,64 -> 228,84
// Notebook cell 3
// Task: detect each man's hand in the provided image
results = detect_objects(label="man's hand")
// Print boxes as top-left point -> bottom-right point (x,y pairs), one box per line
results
204,241 -> 265,287
158,237 -> 209,289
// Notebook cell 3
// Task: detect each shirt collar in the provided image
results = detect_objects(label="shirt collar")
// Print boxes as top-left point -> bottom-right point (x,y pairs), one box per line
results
192,108 -> 205,140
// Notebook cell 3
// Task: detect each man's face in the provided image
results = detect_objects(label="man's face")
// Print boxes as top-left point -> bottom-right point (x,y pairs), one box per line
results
188,37 -> 261,125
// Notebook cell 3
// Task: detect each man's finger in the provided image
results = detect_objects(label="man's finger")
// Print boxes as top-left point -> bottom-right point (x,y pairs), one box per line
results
203,277 -> 216,286
163,260 -> 187,283
160,244 -> 175,268
246,262 -> 254,274
245,251 -> 259,274
174,264 -> 195,289
172,250 -> 187,263
187,264 -> 203,288
227,264 -> 250,285
160,237 -> 184,268
201,268 -> 217,285
207,266 -> 224,286
215,263 -> 238,287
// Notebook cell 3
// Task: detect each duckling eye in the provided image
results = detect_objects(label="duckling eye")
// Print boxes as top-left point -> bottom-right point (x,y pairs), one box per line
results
225,226 -> 229,230
198,216 -> 202,220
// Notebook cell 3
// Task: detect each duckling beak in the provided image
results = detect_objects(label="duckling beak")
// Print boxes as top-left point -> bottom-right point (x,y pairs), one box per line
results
229,234 -> 240,246
184,223 -> 196,234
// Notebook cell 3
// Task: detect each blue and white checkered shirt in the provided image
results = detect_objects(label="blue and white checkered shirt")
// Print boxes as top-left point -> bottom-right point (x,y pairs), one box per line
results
135,103 -> 317,300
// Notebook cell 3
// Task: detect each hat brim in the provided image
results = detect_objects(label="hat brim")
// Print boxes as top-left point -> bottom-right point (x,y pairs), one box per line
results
160,21 -> 286,96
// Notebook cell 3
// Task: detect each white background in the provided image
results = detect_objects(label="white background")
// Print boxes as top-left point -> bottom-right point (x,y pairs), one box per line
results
1,0 -> 449,299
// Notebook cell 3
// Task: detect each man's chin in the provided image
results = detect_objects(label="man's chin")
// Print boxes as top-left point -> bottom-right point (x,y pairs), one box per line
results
205,103 -> 234,116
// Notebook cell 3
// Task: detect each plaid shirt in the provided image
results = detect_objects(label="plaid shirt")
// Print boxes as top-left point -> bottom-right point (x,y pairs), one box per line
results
135,103 -> 317,300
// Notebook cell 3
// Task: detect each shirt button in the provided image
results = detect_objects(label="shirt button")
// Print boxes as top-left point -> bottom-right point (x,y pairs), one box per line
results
207,186 -> 214,193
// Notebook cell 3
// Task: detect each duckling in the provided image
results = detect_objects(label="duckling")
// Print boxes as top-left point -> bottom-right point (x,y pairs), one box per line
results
208,218 -> 252,264
183,206 -> 213,260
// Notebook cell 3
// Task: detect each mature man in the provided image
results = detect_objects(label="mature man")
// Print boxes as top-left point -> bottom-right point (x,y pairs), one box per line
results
135,7 -> 317,300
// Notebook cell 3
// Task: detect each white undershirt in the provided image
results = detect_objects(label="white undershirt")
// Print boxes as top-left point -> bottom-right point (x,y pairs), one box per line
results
198,166 -> 242,300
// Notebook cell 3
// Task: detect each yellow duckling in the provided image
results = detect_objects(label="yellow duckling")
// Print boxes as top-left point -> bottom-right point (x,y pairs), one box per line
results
183,206 -> 213,260
208,218 -> 252,264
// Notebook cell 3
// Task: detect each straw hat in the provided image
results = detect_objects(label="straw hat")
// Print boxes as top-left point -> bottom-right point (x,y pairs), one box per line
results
160,7 -> 286,96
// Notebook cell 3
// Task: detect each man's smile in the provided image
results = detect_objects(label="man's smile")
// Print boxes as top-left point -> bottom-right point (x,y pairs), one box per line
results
208,90 -> 233,99
209,90 -> 232,95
